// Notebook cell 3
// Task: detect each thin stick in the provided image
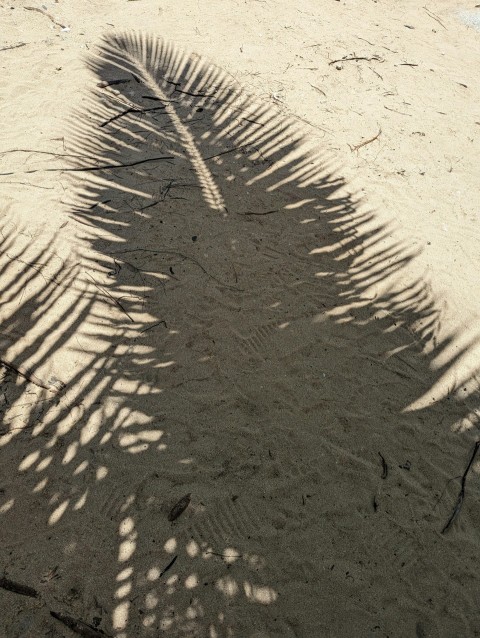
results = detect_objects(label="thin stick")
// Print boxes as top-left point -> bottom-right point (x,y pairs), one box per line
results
100,105 -> 167,128
172,88 -> 216,99
0,148 -> 89,160
378,452 -> 388,479
204,146 -> 247,161
1,156 -> 174,177
159,555 -> 177,577
0,43 -> 26,52
349,127 -> 382,152
85,272 -> 134,322
423,5 -> 447,30
329,55 -> 383,65
97,79 -> 131,87
309,84 -> 327,97
6,253 -> 61,287
108,248 -> 240,291
240,209 -> 279,216
441,440 -> 480,534
50,611 -> 109,638
384,106 -> 412,117
140,320 -> 167,333
24,6 -> 67,29
141,95 -> 178,103
0,359 -> 65,392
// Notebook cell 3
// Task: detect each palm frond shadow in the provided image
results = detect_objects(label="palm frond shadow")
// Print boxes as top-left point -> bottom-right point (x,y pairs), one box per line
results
1,31 -> 480,637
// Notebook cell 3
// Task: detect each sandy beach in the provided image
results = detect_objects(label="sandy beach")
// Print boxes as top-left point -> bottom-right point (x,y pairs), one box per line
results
1,1 -> 480,636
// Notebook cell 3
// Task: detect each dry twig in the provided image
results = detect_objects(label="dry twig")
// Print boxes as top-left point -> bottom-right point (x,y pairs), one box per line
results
349,128 -> 382,152
329,55 -> 383,65
442,440 -> 480,534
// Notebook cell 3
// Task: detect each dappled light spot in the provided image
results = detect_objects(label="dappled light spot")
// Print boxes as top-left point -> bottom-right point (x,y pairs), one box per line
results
0,498 -> 14,514
157,360 -> 175,368
285,198 -> 315,209
179,457 -> 194,464
244,553 -> 265,569
166,574 -> 179,586
125,443 -> 148,454
119,516 -> 135,536
278,322 -> 290,330
116,567 -> 133,581
209,625 -> 219,638
74,489 -> 88,510
186,539 -> 199,557
63,541 -> 77,555
62,442 -> 79,465
243,582 -> 277,604
185,573 -> 199,589
452,417 -> 477,433
39,434 -> 57,454
119,538 -> 136,562
147,567 -> 160,581
116,409 -> 154,431
145,591 -> 159,609
159,616 -> 174,631
96,465 -> 108,480
32,423 -> 46,437
216,576 -> 239,597
73,460 -> 89,475
164,537 -> 177,553
113,601 -> 130,631
186,601 -> 203,619
119,430 -> 163,447
99,432 -> 112,445
166,573 -> 179,594
114,378 -> 160,394
49,493 -> 60,506
36,455 -> 52,472
115,582 -> 132,599
18,450 -> 40,472
80,420 -> 100,446
142,614 -> 156,627
49,499 -> 69,525
120,495 -> 135,513
0,432 -> 15,447
56,419 -> 74,437
33,477 -> 48,493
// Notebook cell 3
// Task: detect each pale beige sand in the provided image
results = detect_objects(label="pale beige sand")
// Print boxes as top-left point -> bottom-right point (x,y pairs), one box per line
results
1,2 -> 480,637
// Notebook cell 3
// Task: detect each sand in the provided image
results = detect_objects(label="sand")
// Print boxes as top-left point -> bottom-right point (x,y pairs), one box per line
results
1,1 -> 480,636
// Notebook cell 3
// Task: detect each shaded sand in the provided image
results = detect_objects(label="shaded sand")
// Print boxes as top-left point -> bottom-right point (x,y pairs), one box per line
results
1,2 -> 480,637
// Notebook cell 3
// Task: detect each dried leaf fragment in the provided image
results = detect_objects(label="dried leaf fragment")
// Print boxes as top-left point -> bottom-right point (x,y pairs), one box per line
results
168,493 -> 191,522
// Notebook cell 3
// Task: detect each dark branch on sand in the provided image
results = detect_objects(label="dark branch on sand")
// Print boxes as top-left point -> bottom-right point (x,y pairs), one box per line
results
329,55 -> 384,65
0,359 -> 65,393
0,576 -> 38,598
85,272 -> 135,323
442,440 -> 480,534
100,105 -> 168,127
0,156 -> 174,176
